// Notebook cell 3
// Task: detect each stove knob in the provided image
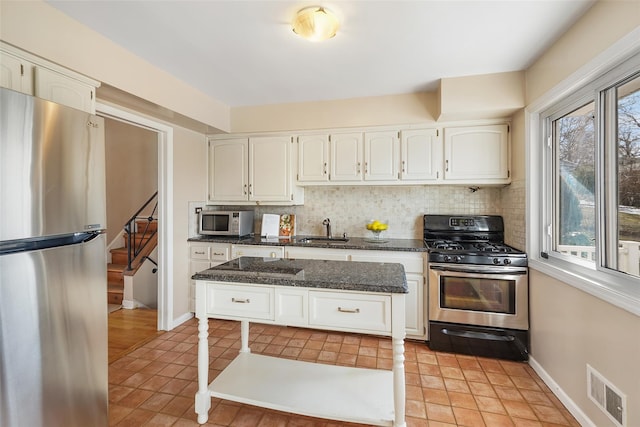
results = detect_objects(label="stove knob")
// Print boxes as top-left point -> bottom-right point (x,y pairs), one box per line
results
503,258 -> 512,265
443,255 -> 451,262
452,256 -> 461,263
493,258 -> 500,265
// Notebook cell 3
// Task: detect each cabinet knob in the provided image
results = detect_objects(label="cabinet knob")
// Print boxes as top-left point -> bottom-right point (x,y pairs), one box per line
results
243,184 -> 248,195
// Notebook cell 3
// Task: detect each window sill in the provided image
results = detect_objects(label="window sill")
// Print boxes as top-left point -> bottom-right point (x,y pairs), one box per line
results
529,258 -> 640,317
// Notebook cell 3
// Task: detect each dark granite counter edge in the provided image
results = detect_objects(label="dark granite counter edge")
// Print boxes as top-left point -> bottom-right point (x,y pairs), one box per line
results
188,235 -> 427,253
191,272 -> 409,293
192,258 -> 409,294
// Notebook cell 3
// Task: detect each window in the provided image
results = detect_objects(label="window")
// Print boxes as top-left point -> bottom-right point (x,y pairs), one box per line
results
540,54 -> 640,285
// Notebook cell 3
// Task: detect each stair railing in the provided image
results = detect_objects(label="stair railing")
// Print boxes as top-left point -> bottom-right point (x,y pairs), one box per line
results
124,191 -> 158,271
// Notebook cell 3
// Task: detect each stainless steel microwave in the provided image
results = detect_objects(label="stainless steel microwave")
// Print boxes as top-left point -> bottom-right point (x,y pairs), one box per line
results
198,210 -> 254,236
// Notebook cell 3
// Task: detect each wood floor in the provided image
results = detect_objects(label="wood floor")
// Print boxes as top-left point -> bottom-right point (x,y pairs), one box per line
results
108,307 -> 163,364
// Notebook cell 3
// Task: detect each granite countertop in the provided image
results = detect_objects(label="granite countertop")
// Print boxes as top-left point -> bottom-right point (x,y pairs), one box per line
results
192,256 -> 408,294
188,234 -> 427,252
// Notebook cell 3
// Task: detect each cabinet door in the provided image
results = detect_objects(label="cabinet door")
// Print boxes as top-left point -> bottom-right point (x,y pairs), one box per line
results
275,287 -> 308,326
232,244 -> 284,259
298,134 -> 329,182
0,52 -> 33,94
444,124 -> 509,181
285,246 -> 350,261
364,131 -> 398,181
330,132 -> 363,181
400,129 -> 442,181
34,67 -> 95,113
404,274 -> 424,338
249,136 -> 292,202
209,138 -> 248,202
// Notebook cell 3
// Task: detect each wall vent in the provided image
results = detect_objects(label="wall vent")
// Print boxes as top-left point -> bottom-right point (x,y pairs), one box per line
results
587,364 -> 626,426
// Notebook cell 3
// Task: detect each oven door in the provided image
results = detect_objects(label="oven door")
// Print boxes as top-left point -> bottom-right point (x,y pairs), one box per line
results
428,263 -> 528,330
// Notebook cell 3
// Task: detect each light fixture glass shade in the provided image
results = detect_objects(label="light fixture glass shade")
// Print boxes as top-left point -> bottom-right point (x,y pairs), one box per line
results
292,6 -> 339,42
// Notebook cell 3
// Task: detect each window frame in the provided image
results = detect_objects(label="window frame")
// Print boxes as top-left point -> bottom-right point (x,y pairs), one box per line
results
527,32 -> 640,317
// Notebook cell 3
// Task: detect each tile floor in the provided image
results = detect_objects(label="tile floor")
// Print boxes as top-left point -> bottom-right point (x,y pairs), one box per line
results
108,318 -> 581,426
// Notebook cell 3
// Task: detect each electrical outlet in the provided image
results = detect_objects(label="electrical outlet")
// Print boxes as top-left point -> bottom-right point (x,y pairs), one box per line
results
195,207 -> 202,214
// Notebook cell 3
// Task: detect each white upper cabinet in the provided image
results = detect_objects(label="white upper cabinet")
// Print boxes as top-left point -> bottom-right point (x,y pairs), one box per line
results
209,138 -> 249,202
0,51 -> 33,95
330,132 -> 363,181
1,43 -> 99,113
400,128 -> 442,181
305,131 -> 398,182
208,136 -> 301,205
443,124 -> 510,183
297,134 -> 329,182
34,67 -> 96,113
249,136 -> 292,202
364,131 -> 398,181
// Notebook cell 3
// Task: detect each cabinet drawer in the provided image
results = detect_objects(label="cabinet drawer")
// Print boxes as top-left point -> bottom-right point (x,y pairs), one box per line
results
190,245 -> 210,260
309,291 -> 391,334
206,283 -> 274,320
210,246 -> 230,262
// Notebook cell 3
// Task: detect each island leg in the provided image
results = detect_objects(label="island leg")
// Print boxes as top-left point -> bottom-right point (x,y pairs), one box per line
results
240,320 -> 251,353
391,294 -> 406,427
195,315 -> 211,424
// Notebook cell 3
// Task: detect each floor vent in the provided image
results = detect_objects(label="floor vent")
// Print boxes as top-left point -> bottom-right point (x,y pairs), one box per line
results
587,364 -> 626,426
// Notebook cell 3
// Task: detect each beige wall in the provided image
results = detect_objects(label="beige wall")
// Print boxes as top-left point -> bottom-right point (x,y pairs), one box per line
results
0,0 -> 230,132
525,1 -> 640,425
171,127 -> 208,320
104,118 -> 158,244
525,0 -> 640,104
530,270 -> 640,427
231,92 -> 438,133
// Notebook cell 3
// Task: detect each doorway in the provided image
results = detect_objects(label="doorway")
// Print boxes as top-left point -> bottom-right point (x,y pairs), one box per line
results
98,102 -> 174,332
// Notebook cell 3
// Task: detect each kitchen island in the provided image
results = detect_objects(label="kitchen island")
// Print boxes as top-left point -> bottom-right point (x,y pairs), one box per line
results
193,257 -> 408,426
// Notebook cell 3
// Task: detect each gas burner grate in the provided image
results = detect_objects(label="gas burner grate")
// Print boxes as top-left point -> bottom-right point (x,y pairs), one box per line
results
473,242 -> 512,253
430,240 -> 464,251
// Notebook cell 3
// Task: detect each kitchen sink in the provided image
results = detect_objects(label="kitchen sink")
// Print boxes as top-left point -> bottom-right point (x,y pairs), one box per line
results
297,237 -> 349,244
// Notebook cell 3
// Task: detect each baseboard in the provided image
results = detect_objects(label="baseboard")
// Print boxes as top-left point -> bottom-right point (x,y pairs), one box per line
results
122,299 -> 136,309
172,311 -> 195,329
529,356 -> 595,427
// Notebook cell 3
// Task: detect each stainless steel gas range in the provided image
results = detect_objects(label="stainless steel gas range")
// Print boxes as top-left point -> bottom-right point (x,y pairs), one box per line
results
424,215 -> 529,361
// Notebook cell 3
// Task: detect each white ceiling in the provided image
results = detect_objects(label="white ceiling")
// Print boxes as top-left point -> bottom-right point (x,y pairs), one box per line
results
47,0 -> 595,108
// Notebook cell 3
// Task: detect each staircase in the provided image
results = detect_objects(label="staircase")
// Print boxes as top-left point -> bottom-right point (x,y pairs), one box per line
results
107,218 -> 158,305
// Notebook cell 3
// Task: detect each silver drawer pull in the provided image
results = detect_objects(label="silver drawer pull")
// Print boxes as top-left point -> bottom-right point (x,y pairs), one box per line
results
194,251 -> 205,255
212,252 -> 225,256
338,307 -> 360,313
232,298 -> 250,303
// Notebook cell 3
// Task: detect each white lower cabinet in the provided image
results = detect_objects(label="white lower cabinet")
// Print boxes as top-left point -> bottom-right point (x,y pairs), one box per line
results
309,290 -> 391,334
232,244 -> 284,259
350,250 -> 426,340
275,287 -> 308,326
286,246 -> 427,339
285,246 -> 350,261
188,242 -> 231,312
205,282 -> 274,320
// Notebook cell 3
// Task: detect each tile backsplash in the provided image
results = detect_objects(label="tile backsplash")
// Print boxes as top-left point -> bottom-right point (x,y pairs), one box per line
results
254,185 -> 505,240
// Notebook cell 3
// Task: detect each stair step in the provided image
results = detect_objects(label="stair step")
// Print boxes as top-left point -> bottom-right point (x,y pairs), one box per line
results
122,233 -> 157,248
135,219 -> 158,232
107,263 -> 126,283
110,247 -> 129,265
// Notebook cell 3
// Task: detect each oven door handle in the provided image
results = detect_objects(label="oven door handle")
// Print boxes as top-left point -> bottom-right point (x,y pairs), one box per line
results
429,265 -> 528,275
442,328 -> 515,342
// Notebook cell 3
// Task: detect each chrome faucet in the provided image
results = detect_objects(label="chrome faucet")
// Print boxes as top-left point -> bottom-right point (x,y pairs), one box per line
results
322,218 -> 332,238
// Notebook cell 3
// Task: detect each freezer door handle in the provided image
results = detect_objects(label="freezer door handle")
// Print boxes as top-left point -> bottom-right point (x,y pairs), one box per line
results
0,231 -> 104,255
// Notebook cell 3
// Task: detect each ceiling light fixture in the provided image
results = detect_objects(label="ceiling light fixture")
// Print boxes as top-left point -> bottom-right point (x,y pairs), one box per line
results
292,6 -> 339,42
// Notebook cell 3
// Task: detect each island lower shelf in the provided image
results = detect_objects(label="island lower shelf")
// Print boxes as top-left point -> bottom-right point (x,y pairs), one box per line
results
209,352 -> 395,426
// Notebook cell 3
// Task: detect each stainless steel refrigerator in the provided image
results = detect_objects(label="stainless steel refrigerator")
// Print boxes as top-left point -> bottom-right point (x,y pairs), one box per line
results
0,87 -> 108,426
